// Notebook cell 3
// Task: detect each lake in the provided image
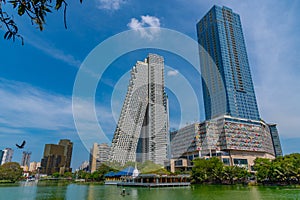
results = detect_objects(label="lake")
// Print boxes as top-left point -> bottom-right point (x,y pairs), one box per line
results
0,182 -> 299,200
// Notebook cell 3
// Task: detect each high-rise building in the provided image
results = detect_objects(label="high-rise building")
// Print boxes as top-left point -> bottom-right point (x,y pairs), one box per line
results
89,143 -> 110,173
58,139 -> 73,170
79,161 -> 89,172
110,54 -> 168,166
0,148 -> 13,165
183,5 -> 281,170
197,5 -> 260,121
0,150 -> 3,165
21,151 -> 31,168
268,124 -> 283,157
40,139 -> 73,175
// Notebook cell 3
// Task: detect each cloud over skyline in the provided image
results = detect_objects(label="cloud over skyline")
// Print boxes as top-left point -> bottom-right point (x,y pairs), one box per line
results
127,15 -> 161,39
96,0 -> 127,10
167,69 -> 179,77
0,78 -> 73,131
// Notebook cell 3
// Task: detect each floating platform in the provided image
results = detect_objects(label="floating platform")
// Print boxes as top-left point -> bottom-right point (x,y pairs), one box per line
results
106,174 -> 190,187
117,182 -> 190,187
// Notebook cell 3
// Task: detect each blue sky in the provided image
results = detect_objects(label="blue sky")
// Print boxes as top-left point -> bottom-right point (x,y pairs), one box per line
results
0,0 -> 299,169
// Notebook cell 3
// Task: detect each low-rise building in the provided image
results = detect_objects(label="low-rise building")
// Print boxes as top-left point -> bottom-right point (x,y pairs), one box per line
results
169,115 -> 278,173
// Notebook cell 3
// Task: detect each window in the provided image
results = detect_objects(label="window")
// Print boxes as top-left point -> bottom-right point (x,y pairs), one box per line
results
222,158 -> 230,165
175,160 -> 183,166
233,158 -> 248,165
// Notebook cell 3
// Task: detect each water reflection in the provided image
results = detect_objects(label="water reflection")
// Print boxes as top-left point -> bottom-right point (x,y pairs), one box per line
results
249,186 -> 261,200
0,183 -> 299,200
35,182 -> 68,200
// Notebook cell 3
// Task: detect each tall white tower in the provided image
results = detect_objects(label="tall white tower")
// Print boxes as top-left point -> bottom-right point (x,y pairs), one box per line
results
1,148 -> 13,165
110,54 -> 168,165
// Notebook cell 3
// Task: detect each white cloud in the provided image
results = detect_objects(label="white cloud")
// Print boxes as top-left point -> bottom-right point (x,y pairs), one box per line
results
127,15 -> 161,39
96,0 -> 126,10
0,78 -> 116,146
0,78 -> 73,131
141,15 -> 160,27
167,69 -> 179,77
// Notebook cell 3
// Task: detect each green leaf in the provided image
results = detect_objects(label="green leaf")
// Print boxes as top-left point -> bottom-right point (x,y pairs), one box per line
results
43,6 -> 52,13
55,0 -> 63,10
4,31 -> 10,39
18,5 -> 25,16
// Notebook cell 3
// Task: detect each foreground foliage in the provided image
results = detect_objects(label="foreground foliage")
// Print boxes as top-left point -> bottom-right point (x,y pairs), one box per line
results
191,157 -> 250,184
0,162 -> 23,183
191,153 -> 300,185
0,0 -> 83,44
75,164 -> 117,182
253,153 -> 300,185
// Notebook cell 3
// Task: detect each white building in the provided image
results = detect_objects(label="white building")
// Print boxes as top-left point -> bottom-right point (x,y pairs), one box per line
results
29,161 -> 41,172
89,143 -> 110,173
110,54 -> 169,165
1,148 -> 13,165
79,161 -> 89,171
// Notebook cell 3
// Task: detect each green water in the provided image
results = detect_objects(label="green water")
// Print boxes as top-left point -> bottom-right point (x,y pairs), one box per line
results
0,182 -> 299,200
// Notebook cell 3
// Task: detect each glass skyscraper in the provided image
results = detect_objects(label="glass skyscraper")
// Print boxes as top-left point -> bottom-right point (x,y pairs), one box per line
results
197,5 -> 260,121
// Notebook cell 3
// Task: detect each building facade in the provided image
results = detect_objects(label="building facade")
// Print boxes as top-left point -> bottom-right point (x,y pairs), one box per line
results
21,151 -> 31,168
268,124 -> 283,157
0,150 -> 3,165
170,123 -> 200,159
40,139 -> 73,175
79,161 -> 89,172
58,139 -> 73,170
0,148 -> 13,165
89,143 -> 110,173
29,161 -> 41,172
169,116 -> 275,172
197,5 -> 260,121
110,54 -> 168,166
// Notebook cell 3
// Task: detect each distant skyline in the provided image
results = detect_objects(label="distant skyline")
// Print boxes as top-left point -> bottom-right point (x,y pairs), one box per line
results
0,0 -> 299,169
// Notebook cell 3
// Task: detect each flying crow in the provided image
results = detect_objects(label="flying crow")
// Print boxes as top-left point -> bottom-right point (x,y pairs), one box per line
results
16,140 -> 26,149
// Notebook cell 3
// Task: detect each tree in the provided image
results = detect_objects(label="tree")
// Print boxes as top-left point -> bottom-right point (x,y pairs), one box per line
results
0,162 -> 23,182
63,171 -> 73,178
52,172 -> 60,178
222,166 -> 249,184
85,164 -> 117,182
253,154 -> 300,185
191,157 -> 250,185
253,157 -> 272,183
139,160 -> 164,174
191,157 -> 224,184
0,0 -> 83,44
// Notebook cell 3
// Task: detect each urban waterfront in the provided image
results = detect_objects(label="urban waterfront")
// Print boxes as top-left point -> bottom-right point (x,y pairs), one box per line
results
0,183 -> 299,200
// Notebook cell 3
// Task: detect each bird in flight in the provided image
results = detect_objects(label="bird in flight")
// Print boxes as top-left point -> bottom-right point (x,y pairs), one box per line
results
16,140 -> 26,149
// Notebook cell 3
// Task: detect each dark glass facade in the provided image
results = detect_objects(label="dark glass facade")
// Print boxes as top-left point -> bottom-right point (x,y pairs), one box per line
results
268,124 -> 283,157
197,5 -> 260,121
